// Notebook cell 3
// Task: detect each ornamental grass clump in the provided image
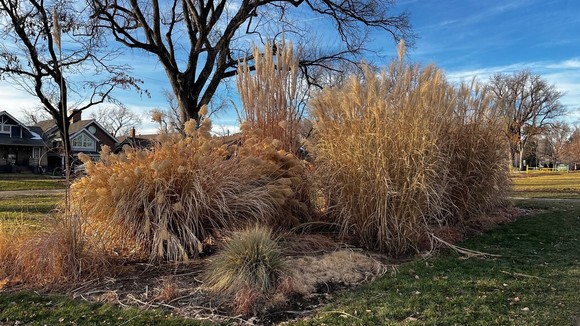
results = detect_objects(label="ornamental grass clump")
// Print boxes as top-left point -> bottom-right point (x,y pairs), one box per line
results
438,82 -> 510,224
70,110 -> 309,262
237,40 -> 302,155
309,41 -> 509,256
203,225 -> 287,316
236,40 -> 314,223
0,220 -> 107,286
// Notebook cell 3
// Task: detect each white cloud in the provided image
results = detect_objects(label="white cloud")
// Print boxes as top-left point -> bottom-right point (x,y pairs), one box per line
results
546,58 -> 580,69
445,58 -> 580,118
0,83 -> 42,120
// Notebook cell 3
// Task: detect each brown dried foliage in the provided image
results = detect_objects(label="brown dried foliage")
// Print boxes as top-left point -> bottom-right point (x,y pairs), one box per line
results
309,41 -> 510,256
70,118 -> 310,262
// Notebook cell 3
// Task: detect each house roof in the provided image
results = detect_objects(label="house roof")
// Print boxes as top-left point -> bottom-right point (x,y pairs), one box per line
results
69,120 -> 93,135
34,118 -> 118,144
34,119 -> 58,134
28,126 -> 45,137
0,111 -> 44,147
116,135 -> 158,152
0,136 -> 45,147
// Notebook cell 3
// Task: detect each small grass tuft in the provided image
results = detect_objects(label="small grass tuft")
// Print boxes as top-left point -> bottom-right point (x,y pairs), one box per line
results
203,225 -> 286,315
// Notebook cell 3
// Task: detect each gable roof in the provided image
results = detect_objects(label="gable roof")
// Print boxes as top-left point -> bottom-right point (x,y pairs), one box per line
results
116,134 -> 158,152
34,118 -> 118,144
69,120 -> 93,135
0,111 -> 44,146
1,111 -> 34,133
34,119 -> 58,135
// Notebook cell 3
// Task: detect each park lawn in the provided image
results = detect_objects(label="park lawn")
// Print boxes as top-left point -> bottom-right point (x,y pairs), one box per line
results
0,195 -> 62,230
0,292 -> 211,326
290,199 -> 580,325
511,171 -> 580,198
0,176 -> 66,191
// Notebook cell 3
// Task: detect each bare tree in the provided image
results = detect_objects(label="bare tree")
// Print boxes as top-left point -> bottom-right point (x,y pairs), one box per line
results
0,0 -> 143,172
489,71 -> 565,170
21,107 -> 52,125
563,126 -> 580,170
90,0 -> 414,125
150,90 -> 186,134
91,105 -> 142,137
539,121 -> 572,168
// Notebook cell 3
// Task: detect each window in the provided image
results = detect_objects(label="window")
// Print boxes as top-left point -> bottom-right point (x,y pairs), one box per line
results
0,124 -> 10,134
33,147 -> 40,159
72,133 -> 95,150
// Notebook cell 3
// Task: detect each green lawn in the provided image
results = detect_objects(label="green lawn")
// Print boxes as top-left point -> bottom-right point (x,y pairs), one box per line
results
0,175 -> 65,191
511,171 -> 580,198
290,200 -> 580,325
0,292 -> 210,326
0,174 -> 579,325
0,195 -> 62,230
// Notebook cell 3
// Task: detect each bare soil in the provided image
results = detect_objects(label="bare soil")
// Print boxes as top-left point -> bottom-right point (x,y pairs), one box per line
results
39,248 -> 395,325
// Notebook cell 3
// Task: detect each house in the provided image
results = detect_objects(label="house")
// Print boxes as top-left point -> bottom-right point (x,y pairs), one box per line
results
33,110 -> 118,172
115,128 -> 158,152
0,109 -> 118,173
0,111 -> 46,173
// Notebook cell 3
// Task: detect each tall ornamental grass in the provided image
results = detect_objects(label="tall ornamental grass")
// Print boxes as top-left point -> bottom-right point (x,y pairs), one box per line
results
237,40 -> 302,155
309,42 -> 509,256
438,82 -> 510,224
70,114 -> 309,262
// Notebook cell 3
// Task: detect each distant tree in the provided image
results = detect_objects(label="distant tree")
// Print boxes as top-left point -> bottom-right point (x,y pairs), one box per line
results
150,90 -> 186,135
0,0 -> 142,172
539,121 -> 572,168
489,71 -> 565,170
563,126 -> 580,169
21,107 -> 52,125
91,105 -> 142,137
91,0 -> 414,125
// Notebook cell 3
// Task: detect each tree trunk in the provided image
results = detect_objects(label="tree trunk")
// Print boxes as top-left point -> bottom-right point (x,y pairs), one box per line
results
166,71 -> 200,125
518,148 -> 524,171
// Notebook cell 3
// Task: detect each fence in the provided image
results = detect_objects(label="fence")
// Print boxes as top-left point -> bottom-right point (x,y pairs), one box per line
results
511,165 -> 570,174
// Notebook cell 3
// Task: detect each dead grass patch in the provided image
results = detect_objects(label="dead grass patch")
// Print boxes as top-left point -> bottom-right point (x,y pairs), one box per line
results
287,250 -> 389,296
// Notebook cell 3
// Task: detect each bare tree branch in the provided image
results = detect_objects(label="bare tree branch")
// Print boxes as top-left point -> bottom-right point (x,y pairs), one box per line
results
0,0 -> 143,171
90,0 -> 414,125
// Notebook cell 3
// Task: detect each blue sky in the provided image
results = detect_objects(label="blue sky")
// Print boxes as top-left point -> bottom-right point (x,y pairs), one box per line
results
2,0 -> 579,134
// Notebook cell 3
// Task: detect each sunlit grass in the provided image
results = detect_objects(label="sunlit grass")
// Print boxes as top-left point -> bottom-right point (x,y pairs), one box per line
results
511,171 -> 580,197
0,195 -> 62,229
0,178 -> 65,191
0,292 -> 210,326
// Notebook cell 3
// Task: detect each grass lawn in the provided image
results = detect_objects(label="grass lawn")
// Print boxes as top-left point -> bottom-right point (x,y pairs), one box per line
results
0,175 -> 66,191
0,292 -> 211,326
290,199 -> 580,325
511,171 -> 580,198
1,199 -> 577,325
0,195 -> 62,229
